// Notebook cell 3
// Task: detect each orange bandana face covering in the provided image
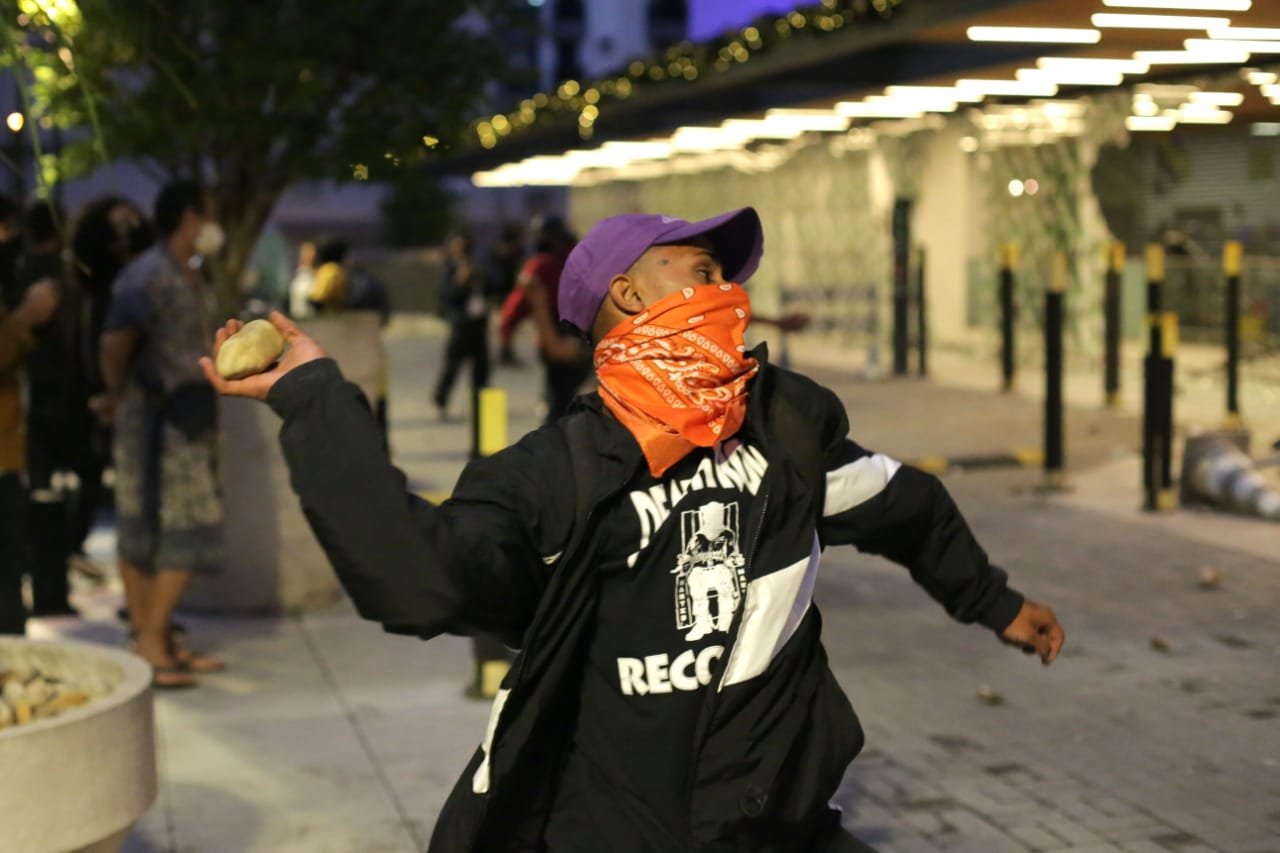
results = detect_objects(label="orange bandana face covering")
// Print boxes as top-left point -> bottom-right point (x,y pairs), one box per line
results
595,283 -> 760,477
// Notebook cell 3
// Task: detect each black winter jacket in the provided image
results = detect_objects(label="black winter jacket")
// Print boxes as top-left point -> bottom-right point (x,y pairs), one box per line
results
266,348 -> 1024,852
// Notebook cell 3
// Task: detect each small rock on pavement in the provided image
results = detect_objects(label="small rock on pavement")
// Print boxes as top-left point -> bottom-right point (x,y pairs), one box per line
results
976,684 -> 1005,705
1198,566 -> 1222,590
1150,636 -> 1171,653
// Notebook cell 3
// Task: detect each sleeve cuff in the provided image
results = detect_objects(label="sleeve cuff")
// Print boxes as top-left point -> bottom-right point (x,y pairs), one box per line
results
265,358 -> 345,419
977,587 -> 1025,633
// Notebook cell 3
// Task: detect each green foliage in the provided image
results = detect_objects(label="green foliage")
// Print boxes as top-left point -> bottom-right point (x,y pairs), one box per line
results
0,0 -> 514,304
380,169 -> 456,248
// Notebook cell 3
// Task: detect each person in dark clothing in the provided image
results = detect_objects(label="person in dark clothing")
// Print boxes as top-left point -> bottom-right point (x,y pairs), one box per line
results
13,200 -> 81,616
0,193 -> 25,312
0,278 -> 59,634
203,206 -> 1065,852
487,223 -> 525,365
69,196 -> 154,577
432,230 -> 491,420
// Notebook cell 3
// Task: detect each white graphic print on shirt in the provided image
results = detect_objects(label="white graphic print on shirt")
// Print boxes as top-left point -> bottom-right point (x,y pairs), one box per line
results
611,442 -> 769,696
625,441 -> 767,568
674,501 -> 746,642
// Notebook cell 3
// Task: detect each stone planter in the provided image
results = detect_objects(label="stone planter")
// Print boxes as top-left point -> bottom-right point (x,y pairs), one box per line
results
0,638 -> 156,853
184,311 -> 385,615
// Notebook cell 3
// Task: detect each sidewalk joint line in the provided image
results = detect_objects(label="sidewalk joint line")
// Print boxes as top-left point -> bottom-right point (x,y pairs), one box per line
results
295,615 -> 427,852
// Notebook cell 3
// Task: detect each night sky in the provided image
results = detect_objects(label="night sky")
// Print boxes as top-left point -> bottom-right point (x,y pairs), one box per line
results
688,0 -> 803,42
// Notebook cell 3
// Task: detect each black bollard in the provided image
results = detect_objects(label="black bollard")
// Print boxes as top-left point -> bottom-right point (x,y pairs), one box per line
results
1157,313 -> 1178,509
1142,310 -> 1178,512
1141,245 -> 1163,510
892,199 -> 912,376
1043,253 -> 1067,491
1223,240 -> 1243,427
915,246 -> 928,377
1104,241 -> 1124,408
1000,243 -> 1017,392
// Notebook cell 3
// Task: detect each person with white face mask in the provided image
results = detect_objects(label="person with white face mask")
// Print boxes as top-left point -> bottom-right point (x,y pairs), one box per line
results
98,179 -> 227,689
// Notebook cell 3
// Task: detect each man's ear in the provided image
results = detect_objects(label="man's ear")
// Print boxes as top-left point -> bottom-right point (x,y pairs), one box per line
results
606,273 -> 645,316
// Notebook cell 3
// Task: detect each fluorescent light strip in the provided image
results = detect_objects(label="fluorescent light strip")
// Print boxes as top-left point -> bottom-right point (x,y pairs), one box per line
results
1187,38 -> 1280,53
1036,57 -> 1151,73
1176,107 -> 1234,123
1187,90 -> 1245,105
1245,70 -> 1278,84
1103,0 -> 1249,9
600,141 -> 673,159
884,85 -> 984,103
670,127 -> 747,151
956,78 -> 1059,97
866,95 -> 960,112
836,102 -> 925,118
967,26 -> 1101,43
720,119 -> 805,140
1127,115 -> 1177,130
1092,13 -> 1230,28
1252,122 -> 1280,136
1019,68 -> 1124,86
763,110 -> 852,131
1212,26 -> 1280,39
1135,48 -> 1250,63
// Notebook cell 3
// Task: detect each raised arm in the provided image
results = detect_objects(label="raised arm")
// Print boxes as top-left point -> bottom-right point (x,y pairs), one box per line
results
201,313 -> 564,645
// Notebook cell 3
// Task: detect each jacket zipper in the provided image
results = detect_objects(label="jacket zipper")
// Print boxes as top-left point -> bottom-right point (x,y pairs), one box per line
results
683,484 -> 770,850
477,477 -> 630,841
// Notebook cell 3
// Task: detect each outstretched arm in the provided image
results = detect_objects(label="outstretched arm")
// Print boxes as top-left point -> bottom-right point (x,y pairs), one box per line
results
810,383 -> 1064,664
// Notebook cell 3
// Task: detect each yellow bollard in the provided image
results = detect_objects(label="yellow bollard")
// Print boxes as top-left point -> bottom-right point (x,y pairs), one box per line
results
1222,240 -> 1242,277
478,387 -> 508,457
472,386 -> 512,700
1145,243 -> 1165,285
1109,241 -> 1126,275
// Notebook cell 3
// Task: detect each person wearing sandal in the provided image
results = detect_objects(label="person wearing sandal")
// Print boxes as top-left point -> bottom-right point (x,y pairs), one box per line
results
98,181 -> 228,689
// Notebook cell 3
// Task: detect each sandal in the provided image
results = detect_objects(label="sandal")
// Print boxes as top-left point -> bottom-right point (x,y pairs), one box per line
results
151,664 -> 198,690
169,630 -> 226,674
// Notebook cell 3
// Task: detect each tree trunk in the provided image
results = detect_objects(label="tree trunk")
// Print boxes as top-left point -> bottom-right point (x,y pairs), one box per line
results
211,183 -> 284,318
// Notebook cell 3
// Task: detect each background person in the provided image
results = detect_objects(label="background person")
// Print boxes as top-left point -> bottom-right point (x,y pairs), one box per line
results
432,230 -> 490,421
99,180 -> 227,688
0,279 -> 60,634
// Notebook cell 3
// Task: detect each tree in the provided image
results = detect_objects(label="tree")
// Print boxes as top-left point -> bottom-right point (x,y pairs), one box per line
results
0,0 -> 515,309
380,169 -> 457,248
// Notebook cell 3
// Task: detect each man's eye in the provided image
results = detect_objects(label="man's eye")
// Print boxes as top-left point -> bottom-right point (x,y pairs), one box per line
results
697,267 -> 713,282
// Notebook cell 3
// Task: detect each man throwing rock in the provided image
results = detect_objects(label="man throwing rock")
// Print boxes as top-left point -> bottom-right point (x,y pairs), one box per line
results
202,207 -> 1064,852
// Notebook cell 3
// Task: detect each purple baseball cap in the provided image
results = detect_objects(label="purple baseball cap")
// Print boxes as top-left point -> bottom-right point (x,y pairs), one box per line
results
558,207 -> 764,335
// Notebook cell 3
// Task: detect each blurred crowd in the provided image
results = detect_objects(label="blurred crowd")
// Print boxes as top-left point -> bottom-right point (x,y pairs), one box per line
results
0,180 -> 597,690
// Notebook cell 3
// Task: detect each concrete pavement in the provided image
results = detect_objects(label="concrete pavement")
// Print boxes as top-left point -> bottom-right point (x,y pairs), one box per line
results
30,317 -> 1280,852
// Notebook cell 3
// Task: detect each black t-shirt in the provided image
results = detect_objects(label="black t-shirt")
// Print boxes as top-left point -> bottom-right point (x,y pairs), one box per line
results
545,437 -> 771,852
